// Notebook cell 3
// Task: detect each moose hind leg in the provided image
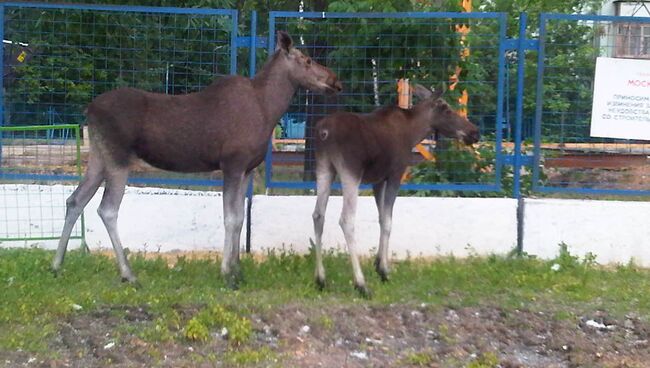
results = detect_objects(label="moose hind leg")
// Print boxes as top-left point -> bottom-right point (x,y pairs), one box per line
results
339,172 -> 370,298
312,161 -> 334,289
97,166 -> 135,283
53,155 -> 104,274
375,176 -> 400,282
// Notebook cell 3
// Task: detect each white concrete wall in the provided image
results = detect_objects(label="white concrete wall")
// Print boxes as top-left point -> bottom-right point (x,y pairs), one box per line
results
0,185 -> 516,258
3,185 -> 650,266
523,198 -> 650,267
250,195 -> 517,257
0,185 -> 226,252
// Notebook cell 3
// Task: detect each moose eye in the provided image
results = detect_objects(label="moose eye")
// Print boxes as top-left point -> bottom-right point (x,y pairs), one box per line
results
306,57 -> 312,65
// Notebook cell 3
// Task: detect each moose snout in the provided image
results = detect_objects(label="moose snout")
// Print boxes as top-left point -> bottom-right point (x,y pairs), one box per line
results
333,80 -> 343,92
323,73 -> 343,93
325,76 -> 343,94
464,128 -> 480,145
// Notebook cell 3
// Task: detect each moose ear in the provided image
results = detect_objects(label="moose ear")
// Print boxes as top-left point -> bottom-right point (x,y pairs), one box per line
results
430,88 -> 444,100
275,31 -> 293,52
413,84 -> 433,100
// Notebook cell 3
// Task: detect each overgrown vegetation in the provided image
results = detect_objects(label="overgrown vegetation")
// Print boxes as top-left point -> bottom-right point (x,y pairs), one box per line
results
1,245 -> 649,365
406,138 -> 545,197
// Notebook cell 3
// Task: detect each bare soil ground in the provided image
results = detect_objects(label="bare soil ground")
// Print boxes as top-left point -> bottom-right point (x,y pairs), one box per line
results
545,165 -> 650,192
3,303 -> 649,367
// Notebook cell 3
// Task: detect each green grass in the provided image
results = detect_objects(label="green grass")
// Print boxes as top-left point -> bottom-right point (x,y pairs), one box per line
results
1,246 -> 649,354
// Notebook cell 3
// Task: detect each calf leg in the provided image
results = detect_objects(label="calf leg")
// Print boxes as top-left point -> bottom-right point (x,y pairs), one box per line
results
221,170 -> 249,289
97,166 -> 135,282
339,171 -> 370,298
312,160 -> 335,289
373,181 -> 386,215
375,175 -> 401,282
52,154 -> 104,274
372,180 -> 386,278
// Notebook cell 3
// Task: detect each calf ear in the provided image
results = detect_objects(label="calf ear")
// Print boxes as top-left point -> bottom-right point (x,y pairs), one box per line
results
413,84 -> 433,100
276,31 -> 293,52
431,84 -> 445,100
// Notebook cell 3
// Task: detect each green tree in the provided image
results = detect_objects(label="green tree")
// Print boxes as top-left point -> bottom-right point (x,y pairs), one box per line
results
4,0 -> 235,126
469,0 -> 606,142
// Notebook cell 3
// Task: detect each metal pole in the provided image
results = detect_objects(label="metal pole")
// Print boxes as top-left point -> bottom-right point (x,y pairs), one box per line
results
245,11 -> 257,254
494,13 -> 507,192
230,10 -> 238,75
264,14 -> 276,192
532,14 -> 547,192
0,5 -> 5,173
514,12 -> 527,254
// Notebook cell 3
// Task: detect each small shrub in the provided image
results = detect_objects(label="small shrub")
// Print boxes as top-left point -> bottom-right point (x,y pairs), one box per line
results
467,351 -> 499,368
318,315 -> 334,331
184,317 -> 209,342
189,304 -> 253,346
228,316 -> 253,346
402,351 -> 436,366
224,347 -> 278,365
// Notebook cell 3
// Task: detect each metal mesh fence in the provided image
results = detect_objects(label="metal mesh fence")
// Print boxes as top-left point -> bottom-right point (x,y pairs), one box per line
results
534,14 -> 650,194
266,12 -> 506,192
2,3 -> 237,187
0,125 -> 83,242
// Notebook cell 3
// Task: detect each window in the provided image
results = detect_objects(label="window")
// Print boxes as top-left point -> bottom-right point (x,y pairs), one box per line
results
615,23 -> 650,58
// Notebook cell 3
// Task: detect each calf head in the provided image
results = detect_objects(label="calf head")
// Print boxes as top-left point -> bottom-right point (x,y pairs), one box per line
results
413,84 -> 480,145
276,31 -> 343,95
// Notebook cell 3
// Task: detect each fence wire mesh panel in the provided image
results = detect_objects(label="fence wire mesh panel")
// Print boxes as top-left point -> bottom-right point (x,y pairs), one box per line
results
533,13 -> 650,195
1,2 -> 238,188
0,125 -> 84,242
266,12 -> 506,193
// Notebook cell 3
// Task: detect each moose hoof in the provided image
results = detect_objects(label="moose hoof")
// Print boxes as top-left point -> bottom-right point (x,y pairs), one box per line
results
354,284 -> 373,299
121,274 -> 139,285
222,261 -> 244,290
374,257 -> 390,283
51,267 -> 62,278
378,270 -> 390,283
315,276 -> 326,291
224,270 -> 243,290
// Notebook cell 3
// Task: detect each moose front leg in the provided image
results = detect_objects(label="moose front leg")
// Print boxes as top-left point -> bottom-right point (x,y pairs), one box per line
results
312,161 -> 335,289
221,170 -> 250,289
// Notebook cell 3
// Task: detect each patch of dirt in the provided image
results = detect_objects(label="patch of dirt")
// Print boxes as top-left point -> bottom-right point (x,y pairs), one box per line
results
2,304 -> 649,367
545,166 -> 650,191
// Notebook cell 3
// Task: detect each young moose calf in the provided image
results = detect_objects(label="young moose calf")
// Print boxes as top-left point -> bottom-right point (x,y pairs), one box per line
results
312,85 -> 480,297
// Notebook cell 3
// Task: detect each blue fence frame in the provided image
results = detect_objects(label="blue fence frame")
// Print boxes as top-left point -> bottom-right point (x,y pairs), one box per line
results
0,2 -> 239,187
3,5 -> 649,198
532,12 -> 650,197
265,11 -> 509,193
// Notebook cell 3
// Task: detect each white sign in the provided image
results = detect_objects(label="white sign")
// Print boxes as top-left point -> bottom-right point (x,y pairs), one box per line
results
590,57 -> 650,140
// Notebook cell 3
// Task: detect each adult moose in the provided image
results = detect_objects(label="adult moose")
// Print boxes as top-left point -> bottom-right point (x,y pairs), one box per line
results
312,84 -> 479,297
53,31 -> 342,287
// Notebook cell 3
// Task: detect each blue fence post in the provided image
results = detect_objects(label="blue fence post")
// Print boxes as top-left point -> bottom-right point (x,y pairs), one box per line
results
532,14 -> 547,193
513,12 -> 527,200
230,10 -> 239,75
245,10 -> 257,254
512,13 -> 530,255
264,15 -> 276,192
495,12 -> 508,193
0,4 -> 5,173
